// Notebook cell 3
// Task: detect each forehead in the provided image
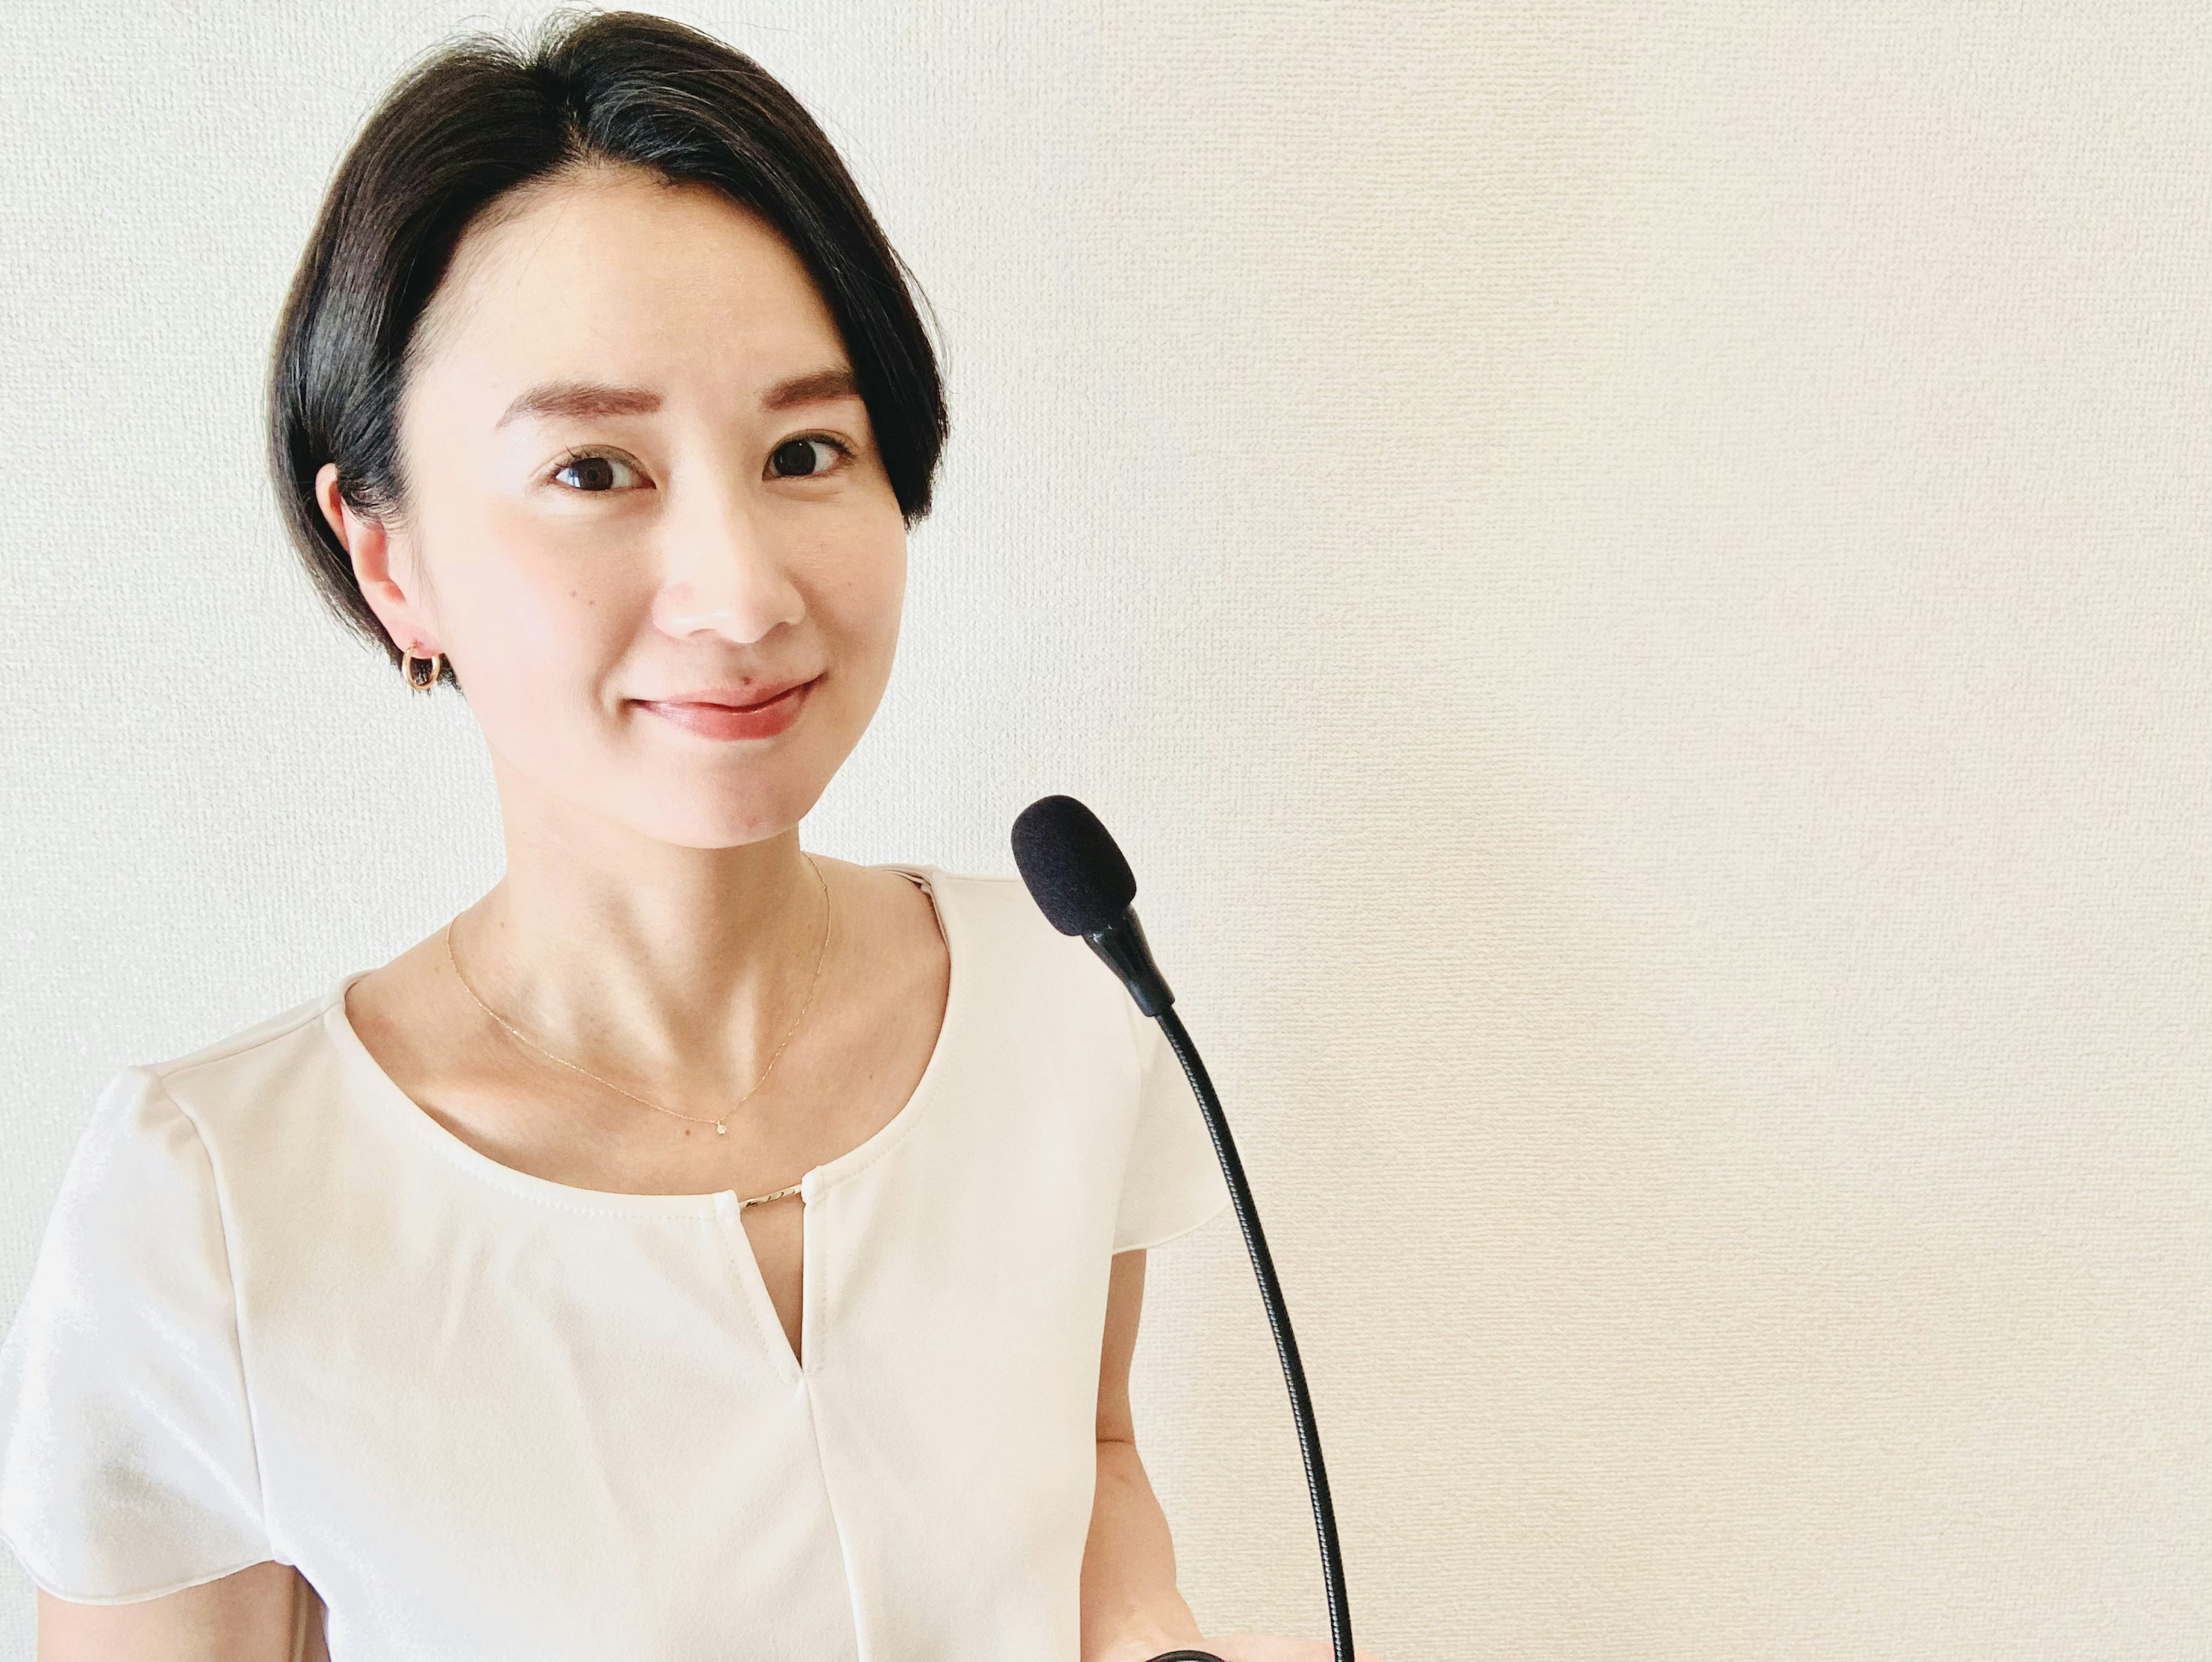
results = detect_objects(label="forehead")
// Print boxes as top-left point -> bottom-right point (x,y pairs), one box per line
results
408,165 -> 841,395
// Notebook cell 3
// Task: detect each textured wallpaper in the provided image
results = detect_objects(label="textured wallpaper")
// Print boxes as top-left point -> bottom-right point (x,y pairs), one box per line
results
1,3 -> 2205,1658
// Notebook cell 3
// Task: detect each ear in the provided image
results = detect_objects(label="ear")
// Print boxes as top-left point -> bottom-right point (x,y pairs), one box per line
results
315,462 -> 441,656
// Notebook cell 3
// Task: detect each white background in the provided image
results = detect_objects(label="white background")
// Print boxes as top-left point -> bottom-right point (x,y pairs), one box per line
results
1,3 -> 2205,1657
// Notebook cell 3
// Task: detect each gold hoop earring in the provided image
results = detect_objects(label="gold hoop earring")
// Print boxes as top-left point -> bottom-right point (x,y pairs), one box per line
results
402,648 -> 444,692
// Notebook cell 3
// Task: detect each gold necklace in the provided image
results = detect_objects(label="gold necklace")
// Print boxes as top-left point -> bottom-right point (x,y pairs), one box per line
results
444,851 -> 833,1201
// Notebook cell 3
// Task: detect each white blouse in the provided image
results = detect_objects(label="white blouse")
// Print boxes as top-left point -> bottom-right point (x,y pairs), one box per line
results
0,864 -> 1229,1660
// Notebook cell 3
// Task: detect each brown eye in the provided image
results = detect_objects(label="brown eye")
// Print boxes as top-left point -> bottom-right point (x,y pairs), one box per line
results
551,452 -> 641,493
769,437 -> 843,478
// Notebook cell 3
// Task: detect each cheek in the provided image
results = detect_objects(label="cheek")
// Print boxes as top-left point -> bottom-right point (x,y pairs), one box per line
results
440,513 -> 642,732
813,520 -> 908,664
402,433 -> 635,701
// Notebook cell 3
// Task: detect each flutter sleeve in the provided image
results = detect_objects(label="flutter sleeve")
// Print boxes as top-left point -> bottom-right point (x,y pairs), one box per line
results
0,1065 -> 271,1603
1111,1004 -> 1233,1254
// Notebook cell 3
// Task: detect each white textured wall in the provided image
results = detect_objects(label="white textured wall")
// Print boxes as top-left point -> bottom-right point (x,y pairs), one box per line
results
2,3 -> 2205,1657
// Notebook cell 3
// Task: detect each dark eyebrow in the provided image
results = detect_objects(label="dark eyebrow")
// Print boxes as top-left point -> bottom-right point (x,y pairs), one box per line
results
495,368 -> 859,430
761,366 -> 859,412
496,381 -> 662,429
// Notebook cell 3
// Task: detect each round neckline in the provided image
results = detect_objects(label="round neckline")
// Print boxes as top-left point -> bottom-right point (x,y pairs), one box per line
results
320,861 -> 961,1217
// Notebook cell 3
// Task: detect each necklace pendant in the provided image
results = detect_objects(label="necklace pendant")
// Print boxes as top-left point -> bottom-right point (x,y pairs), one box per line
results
715,1120 -> 727,1135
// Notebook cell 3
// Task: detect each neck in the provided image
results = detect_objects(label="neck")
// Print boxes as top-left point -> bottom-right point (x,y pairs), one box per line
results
449,792 -> 830,1112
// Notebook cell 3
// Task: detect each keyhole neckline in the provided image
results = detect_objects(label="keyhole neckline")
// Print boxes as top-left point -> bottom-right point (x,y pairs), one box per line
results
325,862 -> 959,1222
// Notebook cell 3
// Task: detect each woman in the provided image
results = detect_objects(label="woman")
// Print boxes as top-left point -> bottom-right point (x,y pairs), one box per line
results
0,12 -> 1366,1661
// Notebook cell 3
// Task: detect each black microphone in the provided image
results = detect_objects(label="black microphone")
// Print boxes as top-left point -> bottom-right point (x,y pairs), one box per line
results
1010,794 -> 1355,1662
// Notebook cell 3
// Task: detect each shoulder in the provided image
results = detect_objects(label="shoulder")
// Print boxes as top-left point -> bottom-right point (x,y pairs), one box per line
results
896,862 -> 1114,987
102,979 -> 355,1154
143,983 -> 340,1082
929,868 -> 1032,915
16,985 -> 342,1250
897,861 -> 1149,1059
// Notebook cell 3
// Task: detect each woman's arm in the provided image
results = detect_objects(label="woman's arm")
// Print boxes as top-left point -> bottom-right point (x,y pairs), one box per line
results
1082,1250 -> 1383,1662
37,1562 -> 327,1662
1082,1248 -> 1208,1660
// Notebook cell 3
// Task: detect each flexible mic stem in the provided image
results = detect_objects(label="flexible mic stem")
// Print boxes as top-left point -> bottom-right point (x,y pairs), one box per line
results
1153,1004 -> 1354,1662
1007,794 -> 1356,1662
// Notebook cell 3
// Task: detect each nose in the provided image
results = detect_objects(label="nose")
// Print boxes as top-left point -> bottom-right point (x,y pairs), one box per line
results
650,470 -> 806,645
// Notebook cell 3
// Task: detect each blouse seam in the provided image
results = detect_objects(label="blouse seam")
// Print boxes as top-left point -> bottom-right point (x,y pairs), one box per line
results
798,1387 -> 870,1655
141,1069 -> 276,1555
1113,980 -> 1229,1255
1114,991 -> 1151,1255
1113,1188 -> 1233,1255
1,1528 -> 273,1608
150,999 -> 334,1087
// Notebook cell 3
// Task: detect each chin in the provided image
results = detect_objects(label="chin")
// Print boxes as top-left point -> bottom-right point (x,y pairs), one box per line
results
628,780 -> 831,850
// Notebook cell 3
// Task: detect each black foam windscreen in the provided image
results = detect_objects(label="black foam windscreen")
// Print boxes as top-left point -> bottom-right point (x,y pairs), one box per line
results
1010,794 -> 1137,936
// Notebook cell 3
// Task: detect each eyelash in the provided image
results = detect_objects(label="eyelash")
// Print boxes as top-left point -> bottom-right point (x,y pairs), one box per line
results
544,434 -> 856,491
771,433 -> 856,478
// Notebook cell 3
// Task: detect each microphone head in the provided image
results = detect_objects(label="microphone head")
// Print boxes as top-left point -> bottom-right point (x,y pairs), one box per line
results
1011,794 -> 1137,936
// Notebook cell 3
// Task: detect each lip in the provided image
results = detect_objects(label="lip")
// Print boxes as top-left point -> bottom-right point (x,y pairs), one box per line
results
634,676 -> 819,741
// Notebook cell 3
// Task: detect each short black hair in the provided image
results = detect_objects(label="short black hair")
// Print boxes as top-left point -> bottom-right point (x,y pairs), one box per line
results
268,7 -> 947,690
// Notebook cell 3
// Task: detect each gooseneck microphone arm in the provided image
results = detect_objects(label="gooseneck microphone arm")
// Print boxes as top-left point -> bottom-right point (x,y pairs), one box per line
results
1011,796 -> 1354,1662
1152,999 -> 1354,1662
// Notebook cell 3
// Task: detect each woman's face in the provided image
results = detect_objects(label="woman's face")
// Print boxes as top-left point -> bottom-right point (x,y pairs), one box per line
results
327,164 -> 909,849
